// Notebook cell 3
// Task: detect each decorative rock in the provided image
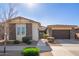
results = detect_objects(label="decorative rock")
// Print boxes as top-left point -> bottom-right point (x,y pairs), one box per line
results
36,39 -> 52,52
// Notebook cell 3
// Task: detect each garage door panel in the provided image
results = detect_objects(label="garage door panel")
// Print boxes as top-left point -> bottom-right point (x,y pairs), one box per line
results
52,30 -> 70,39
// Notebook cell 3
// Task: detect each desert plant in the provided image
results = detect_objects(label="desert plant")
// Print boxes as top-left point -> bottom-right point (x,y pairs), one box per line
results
13,40 -> 20,44
22,47 -> 40,56
43,33 -> 49,39
47,37 -> 55,43
22,37 -> 32,44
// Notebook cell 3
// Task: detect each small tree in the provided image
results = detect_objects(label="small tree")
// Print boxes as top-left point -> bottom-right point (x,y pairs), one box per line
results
0,23 -> 4,40
0,3 -> 18,54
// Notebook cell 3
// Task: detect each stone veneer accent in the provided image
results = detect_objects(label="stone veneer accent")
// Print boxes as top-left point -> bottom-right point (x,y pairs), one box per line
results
9,24 -> 16,40
26,23 -> 32,38
70,30 -> 75,39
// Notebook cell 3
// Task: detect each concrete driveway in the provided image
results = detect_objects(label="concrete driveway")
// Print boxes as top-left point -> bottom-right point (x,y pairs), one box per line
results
55,39 -> 79,44
49,39 -> 79,56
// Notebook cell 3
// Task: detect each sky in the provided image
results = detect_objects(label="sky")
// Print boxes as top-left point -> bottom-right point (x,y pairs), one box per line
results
0,3 -> 79,26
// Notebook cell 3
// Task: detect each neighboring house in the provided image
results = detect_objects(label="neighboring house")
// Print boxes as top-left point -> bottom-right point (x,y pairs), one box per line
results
74,27 -> 79,39
3,16 -> 41,41
47,25 -> 79,39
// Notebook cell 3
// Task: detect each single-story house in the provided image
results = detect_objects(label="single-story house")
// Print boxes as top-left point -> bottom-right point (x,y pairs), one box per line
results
1,17 -> 79,41
3,16 -> 41,41
47,25 -> 79,39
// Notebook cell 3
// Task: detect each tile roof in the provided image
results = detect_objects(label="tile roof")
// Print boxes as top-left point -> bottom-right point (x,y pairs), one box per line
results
6,16 -> 41,25
47,25 -> 78,30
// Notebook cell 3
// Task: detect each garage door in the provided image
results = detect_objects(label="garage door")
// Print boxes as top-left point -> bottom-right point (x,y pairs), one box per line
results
52,30 -> 70,39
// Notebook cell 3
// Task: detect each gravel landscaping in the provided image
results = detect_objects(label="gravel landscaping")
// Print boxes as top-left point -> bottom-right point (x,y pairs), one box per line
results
0,39 -> 53,56
0,51 -> 53,56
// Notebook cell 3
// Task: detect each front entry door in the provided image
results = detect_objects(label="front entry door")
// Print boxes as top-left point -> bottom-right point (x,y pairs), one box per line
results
16,24 -> 26,41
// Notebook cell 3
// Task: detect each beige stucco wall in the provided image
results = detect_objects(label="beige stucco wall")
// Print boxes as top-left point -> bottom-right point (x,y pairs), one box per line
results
32,23 -> 39,41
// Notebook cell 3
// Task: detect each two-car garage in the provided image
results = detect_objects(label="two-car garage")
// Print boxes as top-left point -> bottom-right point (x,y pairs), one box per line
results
47,25 -> 79,39
52,30 -> 70,39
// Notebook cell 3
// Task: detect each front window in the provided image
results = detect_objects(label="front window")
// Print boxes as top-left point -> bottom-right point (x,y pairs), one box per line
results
22,27 -> 26,35
17,27 -> 20,35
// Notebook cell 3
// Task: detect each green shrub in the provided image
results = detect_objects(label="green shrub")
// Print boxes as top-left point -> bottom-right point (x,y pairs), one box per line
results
13,40 -> 20,44
22,37 -> 32,44
22,47 -> 40,56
